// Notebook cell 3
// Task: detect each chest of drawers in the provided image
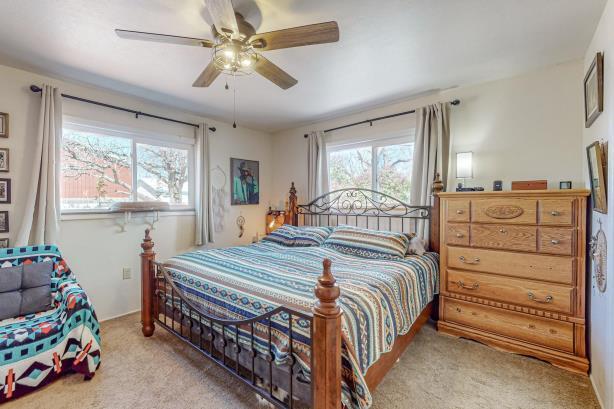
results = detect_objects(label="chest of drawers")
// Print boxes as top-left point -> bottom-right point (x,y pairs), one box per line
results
437,190 -> 590,373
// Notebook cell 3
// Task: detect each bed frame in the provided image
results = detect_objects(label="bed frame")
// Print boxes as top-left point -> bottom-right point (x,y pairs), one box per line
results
139,176 -> 443,409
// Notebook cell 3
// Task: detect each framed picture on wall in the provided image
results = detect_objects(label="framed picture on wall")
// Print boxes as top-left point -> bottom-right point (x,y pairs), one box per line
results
587,141 -> 608,213
0,212 -> 9,233
0,179 -> 10,204
0,113 -> 8,138
0,148 -> 9,172
230,158 -> 259,205
0,238 -> 9,248
584,52 -> 604,128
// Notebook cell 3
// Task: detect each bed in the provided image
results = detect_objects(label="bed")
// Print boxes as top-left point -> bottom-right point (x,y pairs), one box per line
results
139,179 -> 443,409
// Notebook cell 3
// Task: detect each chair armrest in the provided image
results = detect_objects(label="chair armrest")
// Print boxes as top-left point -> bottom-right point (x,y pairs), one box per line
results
55,276 -> 92,312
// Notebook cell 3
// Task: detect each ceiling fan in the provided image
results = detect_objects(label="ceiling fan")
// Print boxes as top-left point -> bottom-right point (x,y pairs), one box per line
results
115,0 -> 340,90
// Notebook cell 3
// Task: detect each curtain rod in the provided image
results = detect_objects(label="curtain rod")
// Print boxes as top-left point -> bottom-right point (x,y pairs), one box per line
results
29,85 -> 216,132
303,99 -> 460,138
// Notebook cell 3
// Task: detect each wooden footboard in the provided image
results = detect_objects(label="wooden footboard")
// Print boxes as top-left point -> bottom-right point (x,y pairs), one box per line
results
140,229 -> 342,409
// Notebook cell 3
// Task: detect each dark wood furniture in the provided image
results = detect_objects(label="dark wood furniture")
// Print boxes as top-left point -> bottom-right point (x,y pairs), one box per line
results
140,177 -> 443,409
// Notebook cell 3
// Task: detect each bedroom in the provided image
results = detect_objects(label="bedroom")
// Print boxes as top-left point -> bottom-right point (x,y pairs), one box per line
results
0,0 -> 612,408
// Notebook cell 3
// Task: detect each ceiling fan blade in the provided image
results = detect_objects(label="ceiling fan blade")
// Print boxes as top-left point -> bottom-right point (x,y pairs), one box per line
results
193,62 -> 221,87
115,29 -> 214,48
204,0 -> 239,39
254,56 -> 297,89
249,21 -> 339,51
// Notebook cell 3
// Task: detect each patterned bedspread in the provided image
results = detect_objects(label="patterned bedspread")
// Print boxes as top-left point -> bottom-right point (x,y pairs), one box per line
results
164,242 -> 439,408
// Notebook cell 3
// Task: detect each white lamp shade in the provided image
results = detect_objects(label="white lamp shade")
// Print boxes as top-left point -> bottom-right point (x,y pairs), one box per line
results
456,152 -> 473,179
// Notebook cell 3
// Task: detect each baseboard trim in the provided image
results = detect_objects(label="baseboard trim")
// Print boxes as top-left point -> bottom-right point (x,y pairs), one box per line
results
590,374 -> 605,409
99,309 -> 140,323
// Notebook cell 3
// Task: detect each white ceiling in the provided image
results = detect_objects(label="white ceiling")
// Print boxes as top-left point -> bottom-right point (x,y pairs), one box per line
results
0,0 -> 606,132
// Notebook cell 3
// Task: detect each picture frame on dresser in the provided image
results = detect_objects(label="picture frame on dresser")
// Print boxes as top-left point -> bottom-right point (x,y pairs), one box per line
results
587,141 -> 607,213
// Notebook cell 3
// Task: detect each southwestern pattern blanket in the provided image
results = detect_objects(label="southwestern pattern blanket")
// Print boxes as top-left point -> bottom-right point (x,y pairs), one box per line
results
162,242 -> 438,408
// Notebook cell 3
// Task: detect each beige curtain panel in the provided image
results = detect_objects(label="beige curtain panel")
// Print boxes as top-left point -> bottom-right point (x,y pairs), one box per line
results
195,123 -> 215,246
16,85 -> 62,246
307,130 -> 328,202
410,102 -> 450,241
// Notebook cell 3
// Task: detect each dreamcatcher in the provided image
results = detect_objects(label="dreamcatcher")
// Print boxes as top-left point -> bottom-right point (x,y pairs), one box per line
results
236,215 -> 245,238
210,165 -> 229,233
590,219 -> 607,293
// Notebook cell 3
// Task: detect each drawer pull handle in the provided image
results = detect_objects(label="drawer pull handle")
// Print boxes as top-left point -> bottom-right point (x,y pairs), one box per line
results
550,239 -> 560,245
550,211 -> 560,216
456,233 -> 464,238
456,209 -> 464,214
459,256 -> 480,264
456,280 -> 480,290
499,228 -> 507,233
528,292 -> 553,304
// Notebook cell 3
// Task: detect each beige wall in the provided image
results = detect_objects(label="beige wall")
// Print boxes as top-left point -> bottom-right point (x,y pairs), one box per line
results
0,63 -> 274,320
583,0 -> 614,407
271,60 -> 584,207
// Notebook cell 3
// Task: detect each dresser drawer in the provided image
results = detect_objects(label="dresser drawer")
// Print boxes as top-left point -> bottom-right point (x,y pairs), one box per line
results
446,246 -> 573,284
446,223 -> 469,246
442,299 -> 574,353
472,198 -> 537,224
470,224 -> 537,252
539,199 -> 574,226
539,227 -> 574,256
446,199 -> 470,222
446,270 -> 573,314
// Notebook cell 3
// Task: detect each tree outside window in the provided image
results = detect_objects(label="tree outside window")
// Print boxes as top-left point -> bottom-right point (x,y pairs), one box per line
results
61,128 -> 191,211
328,139 -> 413,203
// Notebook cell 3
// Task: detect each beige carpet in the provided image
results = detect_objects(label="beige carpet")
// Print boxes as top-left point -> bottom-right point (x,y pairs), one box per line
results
6,313 -> 599,409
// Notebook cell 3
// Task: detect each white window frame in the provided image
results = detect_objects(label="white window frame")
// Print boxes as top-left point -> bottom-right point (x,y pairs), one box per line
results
61,117 -> 196,214
326,130 -> 415,194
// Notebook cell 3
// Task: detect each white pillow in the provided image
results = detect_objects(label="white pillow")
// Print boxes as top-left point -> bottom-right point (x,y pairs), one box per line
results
406,236 -> 427,256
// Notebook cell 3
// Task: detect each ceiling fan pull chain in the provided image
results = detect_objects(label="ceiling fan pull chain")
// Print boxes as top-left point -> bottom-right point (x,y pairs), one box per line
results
232,72 -> 237,129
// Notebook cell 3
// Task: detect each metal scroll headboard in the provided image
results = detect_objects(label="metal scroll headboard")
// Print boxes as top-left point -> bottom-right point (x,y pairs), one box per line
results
296,188 -> 431,234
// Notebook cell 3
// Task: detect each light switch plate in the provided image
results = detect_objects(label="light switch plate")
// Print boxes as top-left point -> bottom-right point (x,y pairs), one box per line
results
122,267 -> 132,280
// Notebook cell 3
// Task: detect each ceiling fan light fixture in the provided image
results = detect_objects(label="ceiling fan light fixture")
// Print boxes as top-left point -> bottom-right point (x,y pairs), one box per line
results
212,42 -> 258,76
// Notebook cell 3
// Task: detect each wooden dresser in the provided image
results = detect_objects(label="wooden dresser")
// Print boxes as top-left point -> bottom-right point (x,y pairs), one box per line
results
437,190 -> 590,373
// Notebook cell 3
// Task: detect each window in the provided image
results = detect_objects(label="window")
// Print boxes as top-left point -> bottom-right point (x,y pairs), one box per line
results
328,136 -> 413,202
61,120 -> 193,212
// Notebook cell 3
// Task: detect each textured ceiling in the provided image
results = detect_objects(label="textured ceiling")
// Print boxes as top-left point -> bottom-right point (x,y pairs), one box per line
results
0,0 -> 607,131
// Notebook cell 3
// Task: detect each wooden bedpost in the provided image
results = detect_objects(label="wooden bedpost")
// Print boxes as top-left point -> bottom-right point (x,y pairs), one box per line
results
141,228 -> 156,337
429,173 -> 444,253
312,259 -> 342,409
286,182 -> 299,226
429,173 -> 444,322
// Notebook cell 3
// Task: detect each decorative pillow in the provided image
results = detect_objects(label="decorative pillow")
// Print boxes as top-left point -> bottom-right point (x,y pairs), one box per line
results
0,260 -> 54,320
263,225 -> 332,247
293,226 -> 332,247
323,225 -> 409,259
262,224 -> 297,247
406,236 -> 427,256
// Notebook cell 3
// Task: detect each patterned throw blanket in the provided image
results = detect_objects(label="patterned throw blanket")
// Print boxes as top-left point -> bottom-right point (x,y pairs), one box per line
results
164,242 -> 439,408
0,246 -> 101,402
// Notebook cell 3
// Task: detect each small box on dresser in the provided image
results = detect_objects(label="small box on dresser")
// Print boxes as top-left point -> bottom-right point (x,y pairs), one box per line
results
437,189 -> 590,373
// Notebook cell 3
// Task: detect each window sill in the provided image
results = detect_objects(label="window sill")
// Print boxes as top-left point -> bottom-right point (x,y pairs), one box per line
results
60,208 -> 196,221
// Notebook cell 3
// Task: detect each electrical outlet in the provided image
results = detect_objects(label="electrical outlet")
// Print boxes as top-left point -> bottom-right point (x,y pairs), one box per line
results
122,267 -> 132,280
